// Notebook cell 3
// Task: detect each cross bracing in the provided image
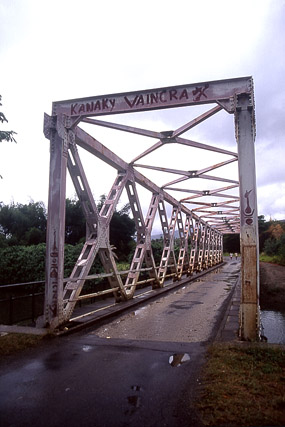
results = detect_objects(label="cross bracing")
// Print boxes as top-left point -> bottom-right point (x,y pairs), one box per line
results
43,77 -> 260,341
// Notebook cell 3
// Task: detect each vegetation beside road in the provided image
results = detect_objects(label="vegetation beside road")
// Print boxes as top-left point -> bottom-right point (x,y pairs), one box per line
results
260,252 -> 285,266
0,201 -> 284,287
196,343 -> 285,426
0,333 -> 44,356
260,261 -> 285,310
0,198 -> 135,285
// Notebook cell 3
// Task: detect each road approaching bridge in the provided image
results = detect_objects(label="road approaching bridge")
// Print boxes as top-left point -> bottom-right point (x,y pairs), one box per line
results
0,258 -> 240,427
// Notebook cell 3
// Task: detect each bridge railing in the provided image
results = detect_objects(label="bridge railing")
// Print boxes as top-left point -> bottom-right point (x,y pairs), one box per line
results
0,281 -> 45,325
0,260 -> 220,326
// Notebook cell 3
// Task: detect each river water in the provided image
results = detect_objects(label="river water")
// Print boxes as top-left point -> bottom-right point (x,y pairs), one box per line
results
260,309 -> 285,344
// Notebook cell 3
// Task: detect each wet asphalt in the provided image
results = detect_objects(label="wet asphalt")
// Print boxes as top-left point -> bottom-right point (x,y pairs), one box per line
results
0,259 -> 240,427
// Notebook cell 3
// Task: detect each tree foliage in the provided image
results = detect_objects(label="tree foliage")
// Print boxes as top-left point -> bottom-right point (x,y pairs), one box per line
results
0,201 -> 47,246
0,197 -> 136,284
262,219 -> 285,263
223,234 -> 240,253
1,197 -> 283,285
0,197 -> 136,254
65,198 -> 86,245
0,244 -> 46,285
0,95 -> 16,144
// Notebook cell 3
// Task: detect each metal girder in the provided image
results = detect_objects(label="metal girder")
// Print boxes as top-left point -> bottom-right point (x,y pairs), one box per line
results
162,174 -> 238,189
204,227 -> 211,269
44,128 -> 67,328
135,158 -> 238,180
235,92 -> 259,341
197,223 -> 207,272
73,125 -> 207,225
172,105 -> 223,137
62,170 -> 131,320
53,76 -> 252,117
176,211 -> 190,279
82,117 -> 162,139
124,181 -> 159,297
157,202 -> 178,283
130,141 -> 164,164
174,136 -> 238,157
189,218 -> 200,275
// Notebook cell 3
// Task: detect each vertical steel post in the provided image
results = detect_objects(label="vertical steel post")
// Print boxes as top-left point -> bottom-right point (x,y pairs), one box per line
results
235,92 -> 259,341
42,116 -> 68,329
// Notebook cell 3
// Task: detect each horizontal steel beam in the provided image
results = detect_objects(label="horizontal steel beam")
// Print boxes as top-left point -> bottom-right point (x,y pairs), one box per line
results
174,137 -> 238,157
53,76 -> 253,118
74,126 -> 214,229
172,105 -> 223,137
82,117 -> 162,139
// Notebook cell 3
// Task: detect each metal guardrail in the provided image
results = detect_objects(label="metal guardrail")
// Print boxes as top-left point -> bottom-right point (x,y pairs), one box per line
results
0,264 -> 180,325
0,281 -> 45,325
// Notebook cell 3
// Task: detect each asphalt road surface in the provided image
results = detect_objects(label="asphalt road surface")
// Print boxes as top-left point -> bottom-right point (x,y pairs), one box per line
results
0,259 -> 240,427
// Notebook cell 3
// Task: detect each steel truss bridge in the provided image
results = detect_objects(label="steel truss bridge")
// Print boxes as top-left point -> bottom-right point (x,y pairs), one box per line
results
42,77 -> 259,340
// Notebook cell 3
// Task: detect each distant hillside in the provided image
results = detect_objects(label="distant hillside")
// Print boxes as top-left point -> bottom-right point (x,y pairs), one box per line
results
151,230 -> 180,240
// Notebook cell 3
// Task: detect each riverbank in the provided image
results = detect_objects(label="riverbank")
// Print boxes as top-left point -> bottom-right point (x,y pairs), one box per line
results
196,342 -> 285,426
260,262 -> 285,311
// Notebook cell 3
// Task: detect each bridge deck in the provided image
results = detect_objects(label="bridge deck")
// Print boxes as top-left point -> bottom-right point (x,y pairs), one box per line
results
62,257 -> 241,339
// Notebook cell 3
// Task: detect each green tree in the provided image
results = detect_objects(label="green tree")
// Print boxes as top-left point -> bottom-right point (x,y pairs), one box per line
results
0,95 -> 16,144
263,222 -> 285,263
258,215 -> 270,252
65,196 -> 136,260
96,194 -> 136,261
65,198 -> 86,245
151,238 -> 164,264
223,233 -> 240,253
110,210 -> 135,261
0,95 -> 17,177
0,244 -> 46,285
0,201 -> 47,246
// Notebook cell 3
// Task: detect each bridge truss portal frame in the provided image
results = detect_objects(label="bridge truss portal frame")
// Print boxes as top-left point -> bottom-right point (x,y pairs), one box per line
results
43,76 -> 259,340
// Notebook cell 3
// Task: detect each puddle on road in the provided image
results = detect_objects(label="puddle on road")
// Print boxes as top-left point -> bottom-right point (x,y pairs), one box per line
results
82,345 -> 93,352
127,395 -> 141,407
169,353 -> 190,367
126,385 -> 142,415
134,306 -> 148,316
25,360 -> 43,371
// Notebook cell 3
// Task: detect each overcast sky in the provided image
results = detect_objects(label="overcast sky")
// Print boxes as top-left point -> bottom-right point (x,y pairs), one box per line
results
1,0 -> 284,223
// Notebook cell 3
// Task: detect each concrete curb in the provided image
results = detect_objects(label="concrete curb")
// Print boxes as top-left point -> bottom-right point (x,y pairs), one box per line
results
0,324 -> 48,336
214,273 -> 241,342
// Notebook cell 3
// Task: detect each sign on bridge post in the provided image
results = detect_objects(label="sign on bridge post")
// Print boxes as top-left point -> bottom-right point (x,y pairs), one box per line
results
41,114 -> 67,329
235,92 -> 260,340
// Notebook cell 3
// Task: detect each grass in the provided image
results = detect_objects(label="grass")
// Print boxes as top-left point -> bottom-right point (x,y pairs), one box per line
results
260,253 -> 285,266
0,333 -> 44,356
196,343 -> 285,426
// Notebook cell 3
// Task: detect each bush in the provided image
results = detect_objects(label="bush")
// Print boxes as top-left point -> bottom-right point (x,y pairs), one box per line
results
0,244 -> 46,285
264,234 -> 285,257
0,243 -> 111,286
